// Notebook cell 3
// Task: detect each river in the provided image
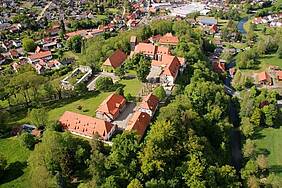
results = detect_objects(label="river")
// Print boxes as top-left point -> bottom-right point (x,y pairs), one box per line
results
237,17 -> 249,34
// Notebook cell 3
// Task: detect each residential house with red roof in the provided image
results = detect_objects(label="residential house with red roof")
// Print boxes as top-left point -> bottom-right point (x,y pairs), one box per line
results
96,93 -> 126,122
159,33 -> 179,46
59,111 -> 117,140
29,50 -> 52,63
257,71 -> 272,85
147,54 -> 181,85
138,93 -> 159,117
103,49 -> 127,72
126,111 -> 151,139
212,60 -> 226,73
9,49 -> 19,59
276,70 -> 282,81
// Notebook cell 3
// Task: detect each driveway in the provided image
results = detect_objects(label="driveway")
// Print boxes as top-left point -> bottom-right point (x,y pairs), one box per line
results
113,102 -> 136,129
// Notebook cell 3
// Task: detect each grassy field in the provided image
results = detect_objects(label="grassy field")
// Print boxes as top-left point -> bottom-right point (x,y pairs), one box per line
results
47,92 -> 111,121
254,127 -> 282,178
119,78 -> 142,96
0,137 -> 31,188
47,78 -> 141,122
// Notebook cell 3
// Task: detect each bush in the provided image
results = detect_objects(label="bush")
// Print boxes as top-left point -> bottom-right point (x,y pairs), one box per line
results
95,76 -> 114,91
153,86 -> 166,101
20,132 -> 36,150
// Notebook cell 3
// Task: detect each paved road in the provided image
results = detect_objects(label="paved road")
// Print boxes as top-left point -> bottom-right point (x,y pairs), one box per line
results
37,1 -> 52,21
229,101 -> 243,172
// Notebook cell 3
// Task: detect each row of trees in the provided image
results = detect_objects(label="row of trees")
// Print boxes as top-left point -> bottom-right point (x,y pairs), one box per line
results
237,29 -> 282,69
239,87 -> 281,187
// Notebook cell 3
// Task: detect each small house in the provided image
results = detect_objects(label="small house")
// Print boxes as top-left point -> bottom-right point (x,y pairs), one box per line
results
96,93 -> 126,122
103,49 -> 127,72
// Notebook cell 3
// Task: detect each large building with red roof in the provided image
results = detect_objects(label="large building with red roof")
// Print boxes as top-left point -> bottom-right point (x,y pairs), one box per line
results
103,49 -> 127,72
96,93 -> 126,122
126,111 -> 151,138
59,111 -> 117,140
147,54 -> 181,85
159,33 -> 179,46
133,42 -> 171,59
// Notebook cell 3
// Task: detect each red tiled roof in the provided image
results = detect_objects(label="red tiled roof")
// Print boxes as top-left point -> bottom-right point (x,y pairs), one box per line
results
96,93 -> 126,119
258,71 -> 270,82
29,51 -> 52,61
276,70 -> 282,80
159,33 -> 179,45
103,49 -> 127,68
163,57 -> 181,78
149,34 -> 162,42
156,46 -> 170,55
9,49 -> 19,57
59,111 -> 114,140
135,43 -> 156,55
152,55 -> 181,78
66,30 -> 87,38
210,24 -> 218,33
126,111 -> 150,138
139,93 -> 159,112
213,61 -> 226,73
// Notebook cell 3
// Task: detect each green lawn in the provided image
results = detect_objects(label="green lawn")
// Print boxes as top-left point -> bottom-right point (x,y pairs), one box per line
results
119,78 -> 142,96
259,55 -> 282,69
255,127 -> 282,178
47,92 -> 111,122
62,51 -> 81,61
0,137 -> 31,188
47,78 -> 142,122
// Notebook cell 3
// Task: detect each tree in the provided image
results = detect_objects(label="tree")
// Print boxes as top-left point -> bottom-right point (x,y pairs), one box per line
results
256,154 -> 268,171
0,153 -> 7,178
262,104 -> 277,127
241,159 -> 258,180
136,57 -> 151,82
22,37 -> 36,52
240,117 -> 255,138
74,82 -> 88,95
153,86 -> 166,101
95,77 -> 114,91
247,176 -> 260,188
243,139 -> 256,158
277,43 -> 282,59
28,108 -> 49,127
128,179 -> 143,188
250,108 -> 261,127
67,35 -> 82,53
20,132 -> 36,150
114,66 -> 125,78
115,87 -> 124,96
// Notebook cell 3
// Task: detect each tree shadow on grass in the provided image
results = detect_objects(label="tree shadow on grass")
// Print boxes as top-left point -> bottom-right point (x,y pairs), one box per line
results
270,165 -> 282,175
256,148 -> 270,156
0,161 -> 27,185
251,131 -> 266,140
